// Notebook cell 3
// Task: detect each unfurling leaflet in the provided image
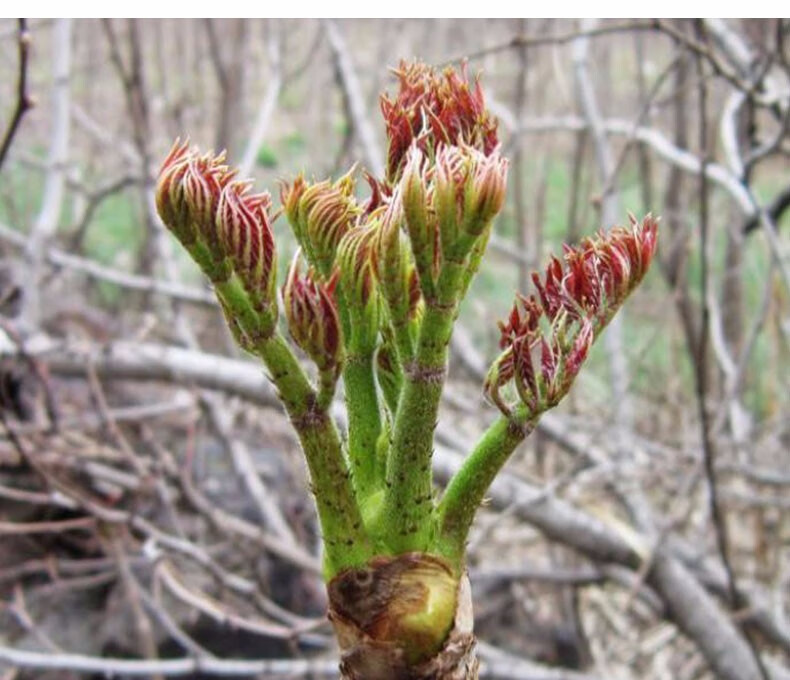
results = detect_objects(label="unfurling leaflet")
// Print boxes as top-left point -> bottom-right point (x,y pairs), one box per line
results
486,215 -> 659,419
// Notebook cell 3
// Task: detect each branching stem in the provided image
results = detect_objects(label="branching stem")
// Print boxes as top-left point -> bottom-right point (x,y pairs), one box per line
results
213,278 -> 371,576
383,261 -> 466,551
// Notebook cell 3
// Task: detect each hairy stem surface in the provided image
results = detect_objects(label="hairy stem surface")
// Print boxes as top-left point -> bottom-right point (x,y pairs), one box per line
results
344,352 -> 384,497
437,405 -> 534,565
214,278 -> 372,575
384,262 -> 465,552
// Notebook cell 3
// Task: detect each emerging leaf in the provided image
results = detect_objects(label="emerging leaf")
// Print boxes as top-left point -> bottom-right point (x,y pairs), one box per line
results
487,215 -> 658,418
217,185 -> 278,312
281,170 -> 361,278
283,254 -> 343,375
156,139 -> 237,258
156,140 -> 278,314
380,60 -> 500,184
336,224 -> 381,353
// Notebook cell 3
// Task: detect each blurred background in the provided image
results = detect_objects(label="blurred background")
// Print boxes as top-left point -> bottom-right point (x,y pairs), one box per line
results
0,18 -> 788,680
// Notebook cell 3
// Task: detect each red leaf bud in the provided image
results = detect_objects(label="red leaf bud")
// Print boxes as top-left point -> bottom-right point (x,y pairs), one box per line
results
283,253 -> 343,372
489,216 -> 658,417
380,60 -> 499,184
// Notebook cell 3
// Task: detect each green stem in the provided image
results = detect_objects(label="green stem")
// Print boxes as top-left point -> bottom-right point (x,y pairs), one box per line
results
298,409 -> 373,577
215,276 -> 275,346
436,404 -> 535,566
213,278 -> 371,577
255,331 -> 373,576
344,352 -> 383,497
391,317 -> 415,365
382,261 -> 465,552
317,366 -> 339,411
377,350 -> 403,417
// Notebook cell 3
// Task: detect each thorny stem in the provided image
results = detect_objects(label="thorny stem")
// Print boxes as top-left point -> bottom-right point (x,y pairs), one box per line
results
254,332 -> 372,575
436,405 -> 535,567
389,313 -> 417,365
383,261 -> 466,552
332,254 -> 384,502
344,352 -> 384,498
294,408 -> 373,576
376,339 -> 404,416
214,275 -> 372,576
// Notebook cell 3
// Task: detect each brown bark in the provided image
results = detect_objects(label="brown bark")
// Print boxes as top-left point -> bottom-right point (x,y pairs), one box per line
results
328,553 -> 478,680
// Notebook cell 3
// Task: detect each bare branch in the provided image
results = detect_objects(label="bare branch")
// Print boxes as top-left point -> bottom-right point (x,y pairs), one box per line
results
22,18 -> 72,327
0,19 -> 34,172
743,184 -> 790,234
324,20 -> 385,176
496,112 -> 757,215
0,643 -> 613,680
0,221 -> 217,307
0,646 -> 340,678
450,19 -> 659,65
238,25 -> 282,178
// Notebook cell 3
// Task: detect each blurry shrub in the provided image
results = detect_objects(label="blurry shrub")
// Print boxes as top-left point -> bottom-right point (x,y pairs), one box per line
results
256,144 -> 278,169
